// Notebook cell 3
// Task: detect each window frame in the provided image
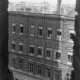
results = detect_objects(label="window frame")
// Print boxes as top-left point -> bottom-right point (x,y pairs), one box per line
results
47,27 -> 52,39
11,41 -> 15,52
12,23 -> 16,34
19,42 -> 23,54
57,29 -> 62,41
37,65 -> 42,76
45,67 -> 51,78
29,44 -> 35,55
69,29 -> 75,43
29,63 -> 34,73
38,26 -> 43,37
19,24 -> 24,35
37,46 -> 43,58
66,73 -> 71,80
54,70 -> 60,80
19,58 -> 24,70
30,25 -> 35,36
55,50 -> 61,62
46,48 -> 52,59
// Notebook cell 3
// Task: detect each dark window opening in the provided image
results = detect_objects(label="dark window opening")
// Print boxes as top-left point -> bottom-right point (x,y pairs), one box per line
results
29,63 -> 33,73
38,47 -> 43,56
55,52 -> 61,60
30,46 -> 34,54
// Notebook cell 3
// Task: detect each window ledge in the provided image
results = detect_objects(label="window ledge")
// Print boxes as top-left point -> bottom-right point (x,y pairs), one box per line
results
68,40 -> 74,43
55,59 -> 60,62
30,53 -> 34,56
47,37 -> 51,39
19,51 -> 22,54
12,32 -> 15,34
11,50 -> 15,52
19,33 -> 23,35
46,57 -> 51,60
37,55 -> 43,58
67,62 -> 72,65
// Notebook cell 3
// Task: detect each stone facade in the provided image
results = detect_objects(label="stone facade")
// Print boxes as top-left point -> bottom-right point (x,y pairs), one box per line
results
9,11 -> 74,80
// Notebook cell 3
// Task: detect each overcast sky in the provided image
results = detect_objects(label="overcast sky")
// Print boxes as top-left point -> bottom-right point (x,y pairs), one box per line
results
9,0 -> 76,5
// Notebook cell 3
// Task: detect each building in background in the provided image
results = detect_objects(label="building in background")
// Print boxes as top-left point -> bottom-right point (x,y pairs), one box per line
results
8,11 -> 75,80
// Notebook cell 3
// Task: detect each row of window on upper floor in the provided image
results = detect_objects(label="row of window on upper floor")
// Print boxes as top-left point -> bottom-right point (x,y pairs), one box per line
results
11,23 -> 62,40
11,23 -> 75,43
10,41 -> 73,64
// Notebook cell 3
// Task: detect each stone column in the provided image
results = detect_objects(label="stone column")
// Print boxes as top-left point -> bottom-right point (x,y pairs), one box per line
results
0,0 -> 13,80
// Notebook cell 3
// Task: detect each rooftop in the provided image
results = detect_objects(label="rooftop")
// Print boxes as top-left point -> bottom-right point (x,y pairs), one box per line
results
9,11 -> 75,21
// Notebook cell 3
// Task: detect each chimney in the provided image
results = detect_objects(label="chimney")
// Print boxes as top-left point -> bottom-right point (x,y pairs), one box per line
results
57,0 -> 62,15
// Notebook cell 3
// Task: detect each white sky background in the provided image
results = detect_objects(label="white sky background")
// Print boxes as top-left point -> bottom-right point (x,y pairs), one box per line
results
9,0 -> 76,5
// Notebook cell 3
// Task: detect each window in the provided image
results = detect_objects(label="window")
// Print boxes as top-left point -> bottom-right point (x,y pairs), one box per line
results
19,24 -> 23,35
47,27 -> 52,39
19,58 -> 23,70
57,29 -> 62,41
66,73 -> 71,80
37,65 -> 42,75
55,50 -> 61,61
30,25 -> 35,36
39,26 -> 43,37
19,43 -> 23,54
29,44 -> 34,55
69,30 -> 75,43
12,23 -> 16,33
54,70 -> 60,80
11,42 -> 15,52
68,55 -> 73,62
29,63 -> 33,73
38,46 -> 43,57
12,58 -> 17,69
46,48 -> 52,59
45,67 -> 50,78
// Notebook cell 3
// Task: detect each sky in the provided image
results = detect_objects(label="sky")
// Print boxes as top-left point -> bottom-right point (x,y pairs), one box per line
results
9,0 -> 76,5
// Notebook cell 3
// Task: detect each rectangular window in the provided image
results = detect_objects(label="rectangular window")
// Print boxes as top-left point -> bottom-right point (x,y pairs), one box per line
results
37,65 -> 42,75
19,24 -> 23,35
66,73 -> 71,80
12,59 -> 16,68
11,42 -> 15,52
69,30 -> 75,43
12,23 -> 16,33
55,50 -> 61,61
45,67 -> 50,78
57,29 -> 62,41
46,48 -> 52,59
29,63 -> 33,73
19,43 -> 23,54
12,58 -> 18,69
29,44 -> 34,55
38,46 -> 43,57
19,59 -> 23,70
30,25 -> 35,36
54,70 -> 60,80
68,55 -> 73,62
47,27 -> 52,39
39,26 -> 43,37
